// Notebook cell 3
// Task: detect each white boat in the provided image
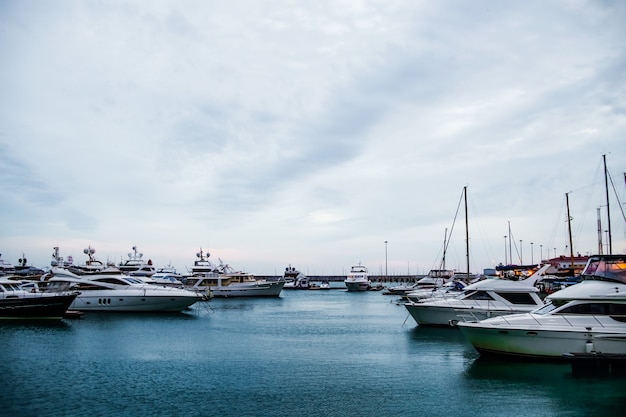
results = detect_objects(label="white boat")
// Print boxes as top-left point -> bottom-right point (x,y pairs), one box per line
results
118,245 -> 156,277
45,267 -> 201,312
344,264 -> 371,292
457,254 -> 626,359
0,276 -> 78,319
387,269 -> 456,296
184,249 -> 284,297
405,280 -> 467,303
282,265 -> 310,289
403,264 -> 551,327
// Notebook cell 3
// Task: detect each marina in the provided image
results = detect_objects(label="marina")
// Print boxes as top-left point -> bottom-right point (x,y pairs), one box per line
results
1,288 -> 624,417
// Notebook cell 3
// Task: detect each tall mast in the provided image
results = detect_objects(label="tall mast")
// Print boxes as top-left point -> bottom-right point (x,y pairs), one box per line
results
464,186 -> 470,281
597,207 -> 603,255
441,228 -> 448,270
603,154 -> 612,254
565,192 -> 575,272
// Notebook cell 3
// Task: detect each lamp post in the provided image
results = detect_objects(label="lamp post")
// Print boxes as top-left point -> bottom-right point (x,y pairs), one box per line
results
530,242 -> 534,265
540,244 -> 543,261
384,240 -> 388,282
520,240 -> 523,264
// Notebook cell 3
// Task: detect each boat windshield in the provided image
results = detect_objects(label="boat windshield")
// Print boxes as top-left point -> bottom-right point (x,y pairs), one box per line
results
581,256 -> 626,284
531,301 -> 560,315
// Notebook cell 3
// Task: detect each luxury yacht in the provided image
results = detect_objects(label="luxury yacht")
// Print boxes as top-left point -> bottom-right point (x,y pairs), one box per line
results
45,267 -> 201,312
0,276 -> 78,319
403,264 -> 552,327
457,254 -> 626,358
344,264 -> 371,292
184,249 -> 284,297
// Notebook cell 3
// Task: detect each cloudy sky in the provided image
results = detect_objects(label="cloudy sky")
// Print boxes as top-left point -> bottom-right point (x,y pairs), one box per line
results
1,0 -> 625,277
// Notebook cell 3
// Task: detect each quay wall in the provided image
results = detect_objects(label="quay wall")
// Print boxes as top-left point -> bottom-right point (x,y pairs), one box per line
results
258,275 -> 424,283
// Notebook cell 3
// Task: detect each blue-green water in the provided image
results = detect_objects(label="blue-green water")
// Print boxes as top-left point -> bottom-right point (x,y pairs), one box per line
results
1,289 -> 624,416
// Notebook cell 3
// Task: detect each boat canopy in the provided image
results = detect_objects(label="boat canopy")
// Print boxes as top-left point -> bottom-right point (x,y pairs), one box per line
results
581,255 -> 626,284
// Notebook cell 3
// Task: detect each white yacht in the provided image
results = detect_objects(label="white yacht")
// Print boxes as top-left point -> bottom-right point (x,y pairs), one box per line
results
403,264 -> 551,327
184,249 -> 284,297
405,280 -> 467,303
45,267 -> 201,312
344,264 -> 371,292
118,245 -> 156,277
386,269 -> 456,296
282,265 -> 310,289
457,254 -> 626,359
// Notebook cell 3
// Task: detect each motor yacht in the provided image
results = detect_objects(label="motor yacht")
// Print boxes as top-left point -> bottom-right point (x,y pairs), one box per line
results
457,254 -> 626,358
282,265 -> 310,289
0,276 -> 78,319
403,264 -> 552,327
184,250 -> 284,297
344,264 -> 371,292
45,267 -> 201,312
118,245 -> 156,277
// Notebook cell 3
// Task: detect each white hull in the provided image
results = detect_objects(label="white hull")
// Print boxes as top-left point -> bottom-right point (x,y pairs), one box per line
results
404,302 -> 537,327
458,315 -> 626,358
344,279 -> 370,292
211,281 -> 284,297
70,292 -> 200,312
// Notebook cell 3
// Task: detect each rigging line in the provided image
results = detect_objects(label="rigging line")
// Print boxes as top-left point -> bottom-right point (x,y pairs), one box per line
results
443,188 -> 465,257
608,168 -> 626,222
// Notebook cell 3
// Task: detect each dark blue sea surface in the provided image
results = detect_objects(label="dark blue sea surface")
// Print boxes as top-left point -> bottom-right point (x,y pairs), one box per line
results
1,288 -> 624,416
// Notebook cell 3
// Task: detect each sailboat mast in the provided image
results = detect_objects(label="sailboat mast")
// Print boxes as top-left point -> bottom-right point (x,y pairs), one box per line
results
565,192 -> 575,272
597,207 -> 603,255
442,228 -> 448,270
603,154 -> 612,254
464,186 -> 470,281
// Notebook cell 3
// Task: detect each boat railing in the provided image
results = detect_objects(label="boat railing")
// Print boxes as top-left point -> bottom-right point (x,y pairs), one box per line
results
476,313 -> 623,329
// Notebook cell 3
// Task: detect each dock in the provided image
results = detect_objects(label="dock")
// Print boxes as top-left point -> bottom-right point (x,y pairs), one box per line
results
563,352 -> 626,377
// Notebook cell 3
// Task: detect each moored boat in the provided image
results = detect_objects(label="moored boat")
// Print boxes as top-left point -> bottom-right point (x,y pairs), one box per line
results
344,264 -> 371,292
457,254 -> 626,359
184,249 -> 284,297
0,276 -> 78,320
403,264 -> 552,327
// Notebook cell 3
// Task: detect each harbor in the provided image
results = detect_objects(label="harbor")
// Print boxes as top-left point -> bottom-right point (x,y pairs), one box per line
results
2,289 -> 624,417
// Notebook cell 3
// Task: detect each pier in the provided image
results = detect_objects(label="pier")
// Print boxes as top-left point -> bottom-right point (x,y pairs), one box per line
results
563,353 -> 626,377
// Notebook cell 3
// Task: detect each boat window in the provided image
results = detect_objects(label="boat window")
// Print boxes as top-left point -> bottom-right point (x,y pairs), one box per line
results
96,278 -> 130,285
532,302 -> 558,315
557,302 -> 626,316
582,257 -> 626,284
498,292 -> 538,305
464,291 -> 494,300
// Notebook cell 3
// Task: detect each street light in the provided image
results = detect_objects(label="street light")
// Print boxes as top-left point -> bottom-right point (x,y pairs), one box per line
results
384,241 -> 388,282
530,242 -> 534,264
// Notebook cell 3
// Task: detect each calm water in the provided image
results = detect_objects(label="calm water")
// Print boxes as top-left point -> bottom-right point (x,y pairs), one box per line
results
1,288 -> 624,417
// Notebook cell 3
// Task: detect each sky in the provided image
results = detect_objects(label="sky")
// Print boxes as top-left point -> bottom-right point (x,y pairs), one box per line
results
1,0 -> 625,277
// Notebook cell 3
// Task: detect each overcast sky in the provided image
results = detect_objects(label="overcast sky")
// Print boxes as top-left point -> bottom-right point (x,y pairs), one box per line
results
1,0 -> 625,277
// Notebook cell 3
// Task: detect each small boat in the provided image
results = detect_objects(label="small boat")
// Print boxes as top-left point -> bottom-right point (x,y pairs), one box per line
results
386,269 -> 456,296
282,265 -> 310,289
344,264 -> 371,292
457,254 -> 626,359
0,276 -> 78,320
405,280 -> 466,303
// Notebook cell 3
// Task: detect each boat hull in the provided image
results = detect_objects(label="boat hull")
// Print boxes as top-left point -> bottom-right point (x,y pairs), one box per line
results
0,293 -> 78,319
458,315 -> 626,358
344,280 -> 370,292
70,293 -> 200,312
404,302 -> 536,327
212,281 -> 285,297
